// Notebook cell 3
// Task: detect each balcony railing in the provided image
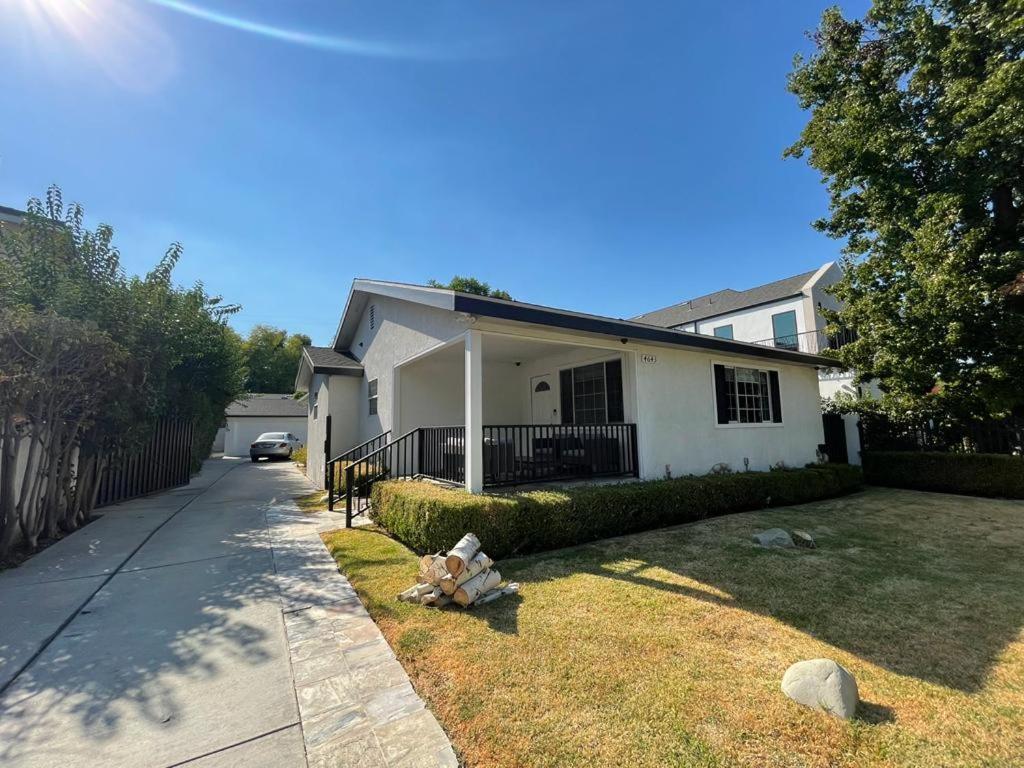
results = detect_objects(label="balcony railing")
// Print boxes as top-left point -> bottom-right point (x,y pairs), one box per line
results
750,328 -> 857,355
327,423 -> 640,527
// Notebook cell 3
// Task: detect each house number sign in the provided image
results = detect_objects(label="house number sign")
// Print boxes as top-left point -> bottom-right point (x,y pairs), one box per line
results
641,354 -> 658,364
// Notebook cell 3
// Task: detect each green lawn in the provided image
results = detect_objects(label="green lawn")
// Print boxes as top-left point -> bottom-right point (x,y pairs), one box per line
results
322,487 -> 1024,767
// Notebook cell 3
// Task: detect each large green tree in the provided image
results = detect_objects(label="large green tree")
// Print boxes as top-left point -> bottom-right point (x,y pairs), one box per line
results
788,0 -> 1024,420
427,276 -> 512,300
242,325 -> 311,393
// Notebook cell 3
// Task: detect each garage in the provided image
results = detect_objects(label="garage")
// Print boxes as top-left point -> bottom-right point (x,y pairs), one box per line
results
223,393 -> 308,458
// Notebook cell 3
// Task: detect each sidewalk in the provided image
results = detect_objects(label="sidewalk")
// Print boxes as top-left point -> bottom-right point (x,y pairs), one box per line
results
0,459 -> 455,768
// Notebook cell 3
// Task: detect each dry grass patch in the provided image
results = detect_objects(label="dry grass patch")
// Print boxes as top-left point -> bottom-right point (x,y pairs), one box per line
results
322,488 -> 1024,767
293,489 -> 327,514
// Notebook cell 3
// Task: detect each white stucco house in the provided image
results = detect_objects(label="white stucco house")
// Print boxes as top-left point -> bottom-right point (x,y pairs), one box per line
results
221,394 -> 308,458
634,262 -> 866,463
295,280 -> 841,502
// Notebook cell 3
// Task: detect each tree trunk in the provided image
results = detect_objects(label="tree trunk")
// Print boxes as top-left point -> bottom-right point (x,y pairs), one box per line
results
440,551 -> 493,595
0,415 -> 22,559
418,553 -> 448,586
445,533 -> 481,578
453,568 -> 501,607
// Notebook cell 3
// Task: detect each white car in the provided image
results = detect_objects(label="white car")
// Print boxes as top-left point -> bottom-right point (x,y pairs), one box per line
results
250,432 -> 303,462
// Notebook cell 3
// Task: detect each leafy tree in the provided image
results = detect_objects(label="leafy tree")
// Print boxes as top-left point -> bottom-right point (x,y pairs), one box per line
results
787,1 -> 1024,421
0,186 -> 247,556
242,325 -> 311,393
427,276 -> 512,300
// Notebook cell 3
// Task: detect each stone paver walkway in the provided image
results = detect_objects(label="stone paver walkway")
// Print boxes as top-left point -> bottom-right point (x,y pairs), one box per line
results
265,505 -> 457,768
0,459 -> 455,768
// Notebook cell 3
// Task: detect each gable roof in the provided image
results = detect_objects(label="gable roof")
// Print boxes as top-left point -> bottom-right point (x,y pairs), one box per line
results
324,279 -> 837,369
303,346 -> 362,375
632,268 -> 821,328
225,393 -> 306,418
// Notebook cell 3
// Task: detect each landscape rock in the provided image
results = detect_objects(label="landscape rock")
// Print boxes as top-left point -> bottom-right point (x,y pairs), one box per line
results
781,659 -> 859,719
752,528 -> 794,548
791,530 -> 816,548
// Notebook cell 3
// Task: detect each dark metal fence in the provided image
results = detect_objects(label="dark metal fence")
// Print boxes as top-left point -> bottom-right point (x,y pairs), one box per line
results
94,418 -> 194,508
860,415 -> 1023,456
420,426 -> 466,485
325,429 -> 391,497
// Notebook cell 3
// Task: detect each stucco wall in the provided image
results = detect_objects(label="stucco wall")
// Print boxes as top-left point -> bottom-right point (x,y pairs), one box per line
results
349,295 -> 466,442
306,373 -> 362,487
633,344 -> 824,478
224,416 -> 307,457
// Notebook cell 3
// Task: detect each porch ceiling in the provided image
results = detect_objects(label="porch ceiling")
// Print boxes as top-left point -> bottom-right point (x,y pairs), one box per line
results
407,334 -> 591,367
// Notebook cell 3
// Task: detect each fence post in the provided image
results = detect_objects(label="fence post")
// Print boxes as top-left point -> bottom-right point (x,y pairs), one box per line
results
629,424 -> 640,477
345,464 -> 355,528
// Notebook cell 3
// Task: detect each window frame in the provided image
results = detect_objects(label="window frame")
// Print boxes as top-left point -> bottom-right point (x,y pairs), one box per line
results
713,324 -> 734,339
556,354 -> 626,426
368,378 -> 378,416
770,309 -> 799,351
710,361 -> 784,428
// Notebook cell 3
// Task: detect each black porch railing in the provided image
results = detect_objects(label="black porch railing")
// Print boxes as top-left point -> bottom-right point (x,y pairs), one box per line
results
481,423 -> 639,486
329,423 -> 639,527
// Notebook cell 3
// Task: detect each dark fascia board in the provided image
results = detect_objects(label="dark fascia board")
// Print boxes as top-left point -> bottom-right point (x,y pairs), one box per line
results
326,278 -> 838,368
453,294 -> 838,368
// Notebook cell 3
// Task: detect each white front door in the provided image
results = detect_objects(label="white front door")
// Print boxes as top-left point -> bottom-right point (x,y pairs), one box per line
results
530,375 -> 556,424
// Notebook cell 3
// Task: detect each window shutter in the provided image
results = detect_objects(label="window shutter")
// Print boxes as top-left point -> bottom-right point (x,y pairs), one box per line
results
713,364 -> 730,424
559,369 -> 574,424
768,370 -> 782,423
605,359 -> 624,422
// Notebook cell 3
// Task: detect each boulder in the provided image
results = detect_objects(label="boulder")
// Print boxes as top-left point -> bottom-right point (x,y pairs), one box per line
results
791,530 -> 816,548
781,659 -> 858,719
752,528 -> 794,548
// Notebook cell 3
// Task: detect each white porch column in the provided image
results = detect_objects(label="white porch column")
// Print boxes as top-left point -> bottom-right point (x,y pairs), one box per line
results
464,329 -> 484,493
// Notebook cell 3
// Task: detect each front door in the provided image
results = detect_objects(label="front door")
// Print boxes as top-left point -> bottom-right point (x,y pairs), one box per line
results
531,375 -> 555,424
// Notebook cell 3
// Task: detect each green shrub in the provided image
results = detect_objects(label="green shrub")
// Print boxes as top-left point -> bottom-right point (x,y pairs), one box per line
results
370,464 -> 863,558
863,451 -> 1024,498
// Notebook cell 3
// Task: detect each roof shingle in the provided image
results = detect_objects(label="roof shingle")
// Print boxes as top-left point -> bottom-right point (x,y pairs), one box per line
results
632,269 -> 818,328
225,393 -> 306,418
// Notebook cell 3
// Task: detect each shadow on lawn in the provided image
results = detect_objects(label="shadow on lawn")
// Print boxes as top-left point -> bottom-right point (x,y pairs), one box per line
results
507,487 -> 1024,695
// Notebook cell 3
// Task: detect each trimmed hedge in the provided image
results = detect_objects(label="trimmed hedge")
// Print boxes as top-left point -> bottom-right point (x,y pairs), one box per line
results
369,464 -> 863,559
863,451 -> 1024,499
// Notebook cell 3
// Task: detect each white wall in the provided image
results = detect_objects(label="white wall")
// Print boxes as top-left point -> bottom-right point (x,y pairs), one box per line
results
683,296 -> 809,343
348,295 -> 466,443
223,417 -> 307,457
305,373 -> 362,486
633,344 -> 824,478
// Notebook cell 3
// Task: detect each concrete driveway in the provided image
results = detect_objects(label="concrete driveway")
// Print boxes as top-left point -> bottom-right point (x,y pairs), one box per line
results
0,459 -> 358,767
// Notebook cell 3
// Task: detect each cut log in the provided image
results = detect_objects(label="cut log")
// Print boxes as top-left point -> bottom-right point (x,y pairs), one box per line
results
453,568 -> 501,607
418,553 -> 448,586
440,551 -> 493,595
445,533 -> 481,578
397,582 -> 436,603
471,582 -> 520,607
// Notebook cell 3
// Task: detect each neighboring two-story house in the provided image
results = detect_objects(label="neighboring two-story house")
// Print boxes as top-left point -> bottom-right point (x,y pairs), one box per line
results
633,262 -> 865,463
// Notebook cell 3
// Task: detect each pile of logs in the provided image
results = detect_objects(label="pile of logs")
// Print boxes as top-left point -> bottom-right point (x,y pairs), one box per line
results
397,533 -> 519,608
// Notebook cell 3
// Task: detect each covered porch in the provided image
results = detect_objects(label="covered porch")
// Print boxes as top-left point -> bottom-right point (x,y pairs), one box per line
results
396,329 -> 640,491
326,328 -> 642,522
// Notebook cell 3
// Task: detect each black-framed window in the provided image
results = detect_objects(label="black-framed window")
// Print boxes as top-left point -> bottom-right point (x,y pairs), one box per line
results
771,310 -> 798,351
559,359 -> 624,425
368,378 -> 378,416
714,364 -> 782,425
713,324 -> 734,339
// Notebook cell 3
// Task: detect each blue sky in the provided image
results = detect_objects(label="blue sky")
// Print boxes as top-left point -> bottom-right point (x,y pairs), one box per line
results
0,0 -> 867,345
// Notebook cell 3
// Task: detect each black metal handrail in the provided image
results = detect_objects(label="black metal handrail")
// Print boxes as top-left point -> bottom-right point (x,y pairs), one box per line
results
335,422 -> 640,528
325,430 -> 390,509
751,328 -> 857,355
340,428 -> 420,526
